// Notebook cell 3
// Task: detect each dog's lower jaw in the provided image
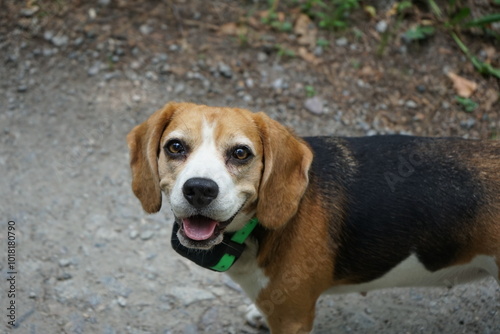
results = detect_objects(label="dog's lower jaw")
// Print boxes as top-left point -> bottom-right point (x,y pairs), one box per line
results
176,228 -> 223,250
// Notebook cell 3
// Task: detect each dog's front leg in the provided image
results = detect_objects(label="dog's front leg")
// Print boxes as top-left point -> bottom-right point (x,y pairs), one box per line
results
256,298 -> 316,334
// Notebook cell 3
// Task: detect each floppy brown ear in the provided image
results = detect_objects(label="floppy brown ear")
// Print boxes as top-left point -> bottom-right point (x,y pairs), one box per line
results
252,112 -> 313,229
126,102 -> 179,213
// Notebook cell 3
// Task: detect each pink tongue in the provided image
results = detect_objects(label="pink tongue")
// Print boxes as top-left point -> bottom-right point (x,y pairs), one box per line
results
182,216 -> 218,241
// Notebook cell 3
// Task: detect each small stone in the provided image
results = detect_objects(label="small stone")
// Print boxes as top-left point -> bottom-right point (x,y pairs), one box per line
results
169,44 -> 179,52
245,78 -> 254,88
314,46 -> 324,56
218,62 -> 232,78
416,85 -> 426,93
167,287 -> 215,306
17,85 -> 28,93
257,52 -> 268,62
413,112 -> 425,121
57,273 -> 72,281
132,95 -> 141,102
460,118 -> 476,129
88,8 -> 97,20
117,296 -> 127,307
52,35 -> 68,47
376,20 -> 388,33
243,94 -> 253,103
20,7 -> 39,17
44,30 -> 54,41
272,78 -> 285,90
335,37 -> 348,47
130,61 -> 141,70
140,230 -> 154,240
42,48 -> 57,57
304,96 -> 325,115
114,47 -> 125,56
98,0 -> 111,5
405,100 -> 418,109
73,37 -> 84,46
88,62 -> 102,76
145,71 -> 158,81
59,259 -> 72,267
128,230 -> 139,240
139,24 -> 153,35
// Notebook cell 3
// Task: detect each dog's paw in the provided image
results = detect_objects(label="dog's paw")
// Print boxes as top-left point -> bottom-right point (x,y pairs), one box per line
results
245,304 -> 268,329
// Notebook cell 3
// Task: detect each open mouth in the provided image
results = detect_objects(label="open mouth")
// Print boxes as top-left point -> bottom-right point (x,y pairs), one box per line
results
178,215 -> 233,242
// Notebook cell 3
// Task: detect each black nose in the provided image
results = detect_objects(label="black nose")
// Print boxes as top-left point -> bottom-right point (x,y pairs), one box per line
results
182,178 -> 219,209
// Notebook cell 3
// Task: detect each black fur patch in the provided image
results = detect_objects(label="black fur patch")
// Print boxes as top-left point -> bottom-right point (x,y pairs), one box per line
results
305,135 -> 485,283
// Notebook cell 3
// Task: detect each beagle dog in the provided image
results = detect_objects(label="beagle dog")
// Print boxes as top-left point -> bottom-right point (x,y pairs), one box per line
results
127,102 -> 500,334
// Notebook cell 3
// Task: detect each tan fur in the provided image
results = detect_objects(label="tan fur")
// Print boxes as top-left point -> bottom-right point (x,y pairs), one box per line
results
256,184 -> 335,333
127,102 -> 182,213
252,112 -> 313,229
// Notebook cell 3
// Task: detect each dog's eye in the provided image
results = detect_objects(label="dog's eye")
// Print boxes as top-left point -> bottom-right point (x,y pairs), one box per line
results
232,146 -> 252,161
165,140 -> 185,155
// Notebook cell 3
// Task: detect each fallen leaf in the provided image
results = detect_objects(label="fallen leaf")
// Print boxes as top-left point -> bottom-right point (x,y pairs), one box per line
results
294,14 -> 317,47
218,22 -> 238,35
298,47 -> 321,65
218,22 -> 248,38
447,72 -> 478,98
364,5 -> 376,18
438,47 -> 452,55
483,88 -> 499,111
359,65 -> 382,80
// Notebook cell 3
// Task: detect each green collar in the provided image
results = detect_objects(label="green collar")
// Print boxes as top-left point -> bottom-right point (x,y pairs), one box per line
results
171,218 -> 259,272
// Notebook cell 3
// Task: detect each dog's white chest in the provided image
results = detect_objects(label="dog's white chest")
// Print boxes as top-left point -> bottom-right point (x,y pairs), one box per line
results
227,239 -> 269,302
327,254 -> 499,295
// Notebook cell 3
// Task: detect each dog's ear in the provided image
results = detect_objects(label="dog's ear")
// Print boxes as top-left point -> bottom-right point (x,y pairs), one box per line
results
126,102 -> 179,213
252,112 -> 313,229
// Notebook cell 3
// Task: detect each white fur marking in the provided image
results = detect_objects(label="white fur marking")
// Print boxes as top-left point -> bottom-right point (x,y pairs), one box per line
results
245,304 -> 267,329
169,119 -> 244,222
326,254 -> 498,295
228,238 -> 269,302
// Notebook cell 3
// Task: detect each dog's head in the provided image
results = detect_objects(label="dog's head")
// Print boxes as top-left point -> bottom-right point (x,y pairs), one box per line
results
127,102 -> 313,249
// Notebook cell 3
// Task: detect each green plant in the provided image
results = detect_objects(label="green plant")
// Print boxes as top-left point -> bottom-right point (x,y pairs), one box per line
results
305,85 -> 316,97
261,0 -> 293,32
377,0 -> 414,55
403,25 -> 435,42
455,96 -> 478,112
452,32 -> 500,79
316,37 -> 330,47
275,44 -> 296,58
302,0 -> 360,30
432,0 -> 500,78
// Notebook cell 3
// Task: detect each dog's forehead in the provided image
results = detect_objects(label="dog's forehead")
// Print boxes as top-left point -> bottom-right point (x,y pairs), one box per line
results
164,107 -> 261,148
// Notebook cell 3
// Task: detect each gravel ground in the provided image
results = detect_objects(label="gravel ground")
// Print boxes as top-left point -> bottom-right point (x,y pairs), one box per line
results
1,1 -> 499,333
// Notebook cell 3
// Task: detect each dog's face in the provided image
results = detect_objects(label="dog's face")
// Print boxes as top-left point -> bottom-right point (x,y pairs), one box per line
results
127,102 -> 313,250
158,105 -> 264,249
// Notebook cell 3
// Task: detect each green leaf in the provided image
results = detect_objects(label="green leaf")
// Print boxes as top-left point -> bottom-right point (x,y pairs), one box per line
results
465,13 -> 500,28
455,96 -> 478,113
449,7 -> 471,26
316,38 -> 330,47
452,32 -> 500,79
427,0 -> 442,18
404,26 -> 435,41
398,1 -> 413,13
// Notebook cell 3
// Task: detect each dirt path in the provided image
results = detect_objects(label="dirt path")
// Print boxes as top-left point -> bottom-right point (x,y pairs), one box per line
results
1,1 -> 499,333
